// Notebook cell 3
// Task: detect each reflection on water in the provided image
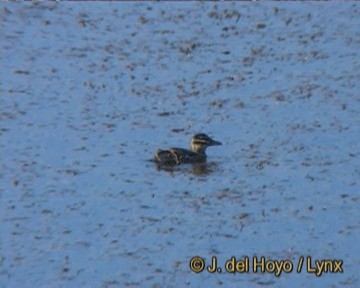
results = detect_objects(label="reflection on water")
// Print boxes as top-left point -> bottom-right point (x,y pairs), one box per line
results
154,161 -> 221,176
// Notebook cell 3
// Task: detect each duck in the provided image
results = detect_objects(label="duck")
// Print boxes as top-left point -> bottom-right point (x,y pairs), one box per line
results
153,133 -> 222,165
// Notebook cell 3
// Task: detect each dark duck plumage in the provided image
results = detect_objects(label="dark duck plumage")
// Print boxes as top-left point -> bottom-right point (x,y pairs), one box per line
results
153,133 -> 222,165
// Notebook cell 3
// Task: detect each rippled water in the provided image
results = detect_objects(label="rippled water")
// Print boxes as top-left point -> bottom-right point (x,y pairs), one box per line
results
1,2 -> 359,287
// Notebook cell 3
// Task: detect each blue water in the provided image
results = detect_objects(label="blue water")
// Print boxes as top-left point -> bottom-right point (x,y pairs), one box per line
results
1,2 -> 359,287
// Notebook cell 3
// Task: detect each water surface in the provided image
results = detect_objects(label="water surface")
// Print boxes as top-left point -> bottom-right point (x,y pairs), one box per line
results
1,2 -> 359,287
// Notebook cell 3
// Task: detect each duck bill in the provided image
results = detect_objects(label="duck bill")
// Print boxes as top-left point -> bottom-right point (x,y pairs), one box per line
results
210,140 -> 222,146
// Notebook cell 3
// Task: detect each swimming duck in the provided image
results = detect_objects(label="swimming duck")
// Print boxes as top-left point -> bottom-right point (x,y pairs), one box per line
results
153,133 -> 222,165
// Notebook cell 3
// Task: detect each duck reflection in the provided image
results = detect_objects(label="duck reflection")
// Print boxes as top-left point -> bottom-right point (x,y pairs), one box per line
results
154,161 -> 221,176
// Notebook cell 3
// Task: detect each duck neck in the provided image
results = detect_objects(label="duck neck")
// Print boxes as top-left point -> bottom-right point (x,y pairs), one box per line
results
190,143 -> 207,154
